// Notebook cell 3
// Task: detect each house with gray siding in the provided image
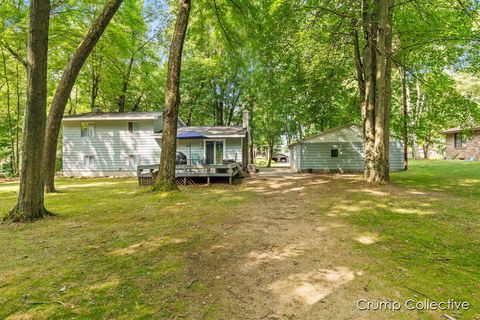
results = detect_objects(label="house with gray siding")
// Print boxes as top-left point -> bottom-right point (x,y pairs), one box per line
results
62,111 -> 251,177
289,125 -> 404,172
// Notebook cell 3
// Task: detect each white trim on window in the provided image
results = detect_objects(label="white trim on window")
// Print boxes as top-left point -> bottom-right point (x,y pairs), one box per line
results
128,121 -> 140,133
84,155 -> 95,168
81,122 -> 95,137
128,154 -> 140,167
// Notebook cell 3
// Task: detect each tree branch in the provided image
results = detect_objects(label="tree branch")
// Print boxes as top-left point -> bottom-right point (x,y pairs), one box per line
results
0,41 -> 27,69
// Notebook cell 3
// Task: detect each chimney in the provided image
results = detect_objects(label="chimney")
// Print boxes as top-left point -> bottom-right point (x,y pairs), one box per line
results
242,109 -> 249,129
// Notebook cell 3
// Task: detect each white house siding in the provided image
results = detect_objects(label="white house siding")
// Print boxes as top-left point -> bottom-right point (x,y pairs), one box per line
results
289,144 -> 300,172
225,138 -> 243,163
176,137 -> 244,163
177,140 -> 205,162
293,141 -> 404,172
62,120 -> 160,177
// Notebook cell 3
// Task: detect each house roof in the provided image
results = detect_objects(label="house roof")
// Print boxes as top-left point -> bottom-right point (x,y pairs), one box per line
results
179,126 -> 247,137
62,111 -> 162,121
154,126 -> 247,139
442,127 -> 480,134
288,125 -> 364,146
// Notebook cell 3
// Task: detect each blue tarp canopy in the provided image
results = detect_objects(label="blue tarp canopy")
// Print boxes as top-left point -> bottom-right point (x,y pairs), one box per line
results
177,131 -> 207,139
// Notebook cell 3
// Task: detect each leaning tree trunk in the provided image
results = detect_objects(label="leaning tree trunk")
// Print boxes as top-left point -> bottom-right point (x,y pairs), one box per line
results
153,0 -> 191,192
43,0 -> 123,193
5,0 -> 50,222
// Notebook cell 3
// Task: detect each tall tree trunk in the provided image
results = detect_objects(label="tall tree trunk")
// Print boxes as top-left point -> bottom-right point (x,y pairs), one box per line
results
401,68 -> 409,170
153,0 -> 191,192
43,0 -> 123,193
362,0 -> 377,181
360,0 -> 393,183
2,50 -> 17,175
372,0 -> 388,182
382,0 -> 393,180
6,0 -> 50,222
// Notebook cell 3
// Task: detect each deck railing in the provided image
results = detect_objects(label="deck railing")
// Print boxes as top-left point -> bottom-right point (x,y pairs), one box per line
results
137,163 -> 240,185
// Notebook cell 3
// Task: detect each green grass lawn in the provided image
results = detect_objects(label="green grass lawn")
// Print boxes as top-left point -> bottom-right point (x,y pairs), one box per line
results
0,180 -> 254,319
0,160 -> 479,319
345,160 -> 480,319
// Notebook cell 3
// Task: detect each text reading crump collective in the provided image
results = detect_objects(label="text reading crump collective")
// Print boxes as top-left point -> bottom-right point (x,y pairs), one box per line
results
357,299 -> 470,312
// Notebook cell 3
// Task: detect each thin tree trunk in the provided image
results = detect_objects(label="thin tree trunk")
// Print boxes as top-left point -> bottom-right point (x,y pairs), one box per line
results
2,50 -> 17,175
43,0 -> 123,193
91,69 -> 99,109
423,143 -> 430,160
118,56 -> 134,112
131,93 -> 143,111
153,0 -> 191,192
411,77 -> 422,160
266,142 -> 273,168
401,67 -> 409,170
6,0 -> 50,222
352,20 -> 365,120
15,62 -> 21,174
186,104 -> 193,126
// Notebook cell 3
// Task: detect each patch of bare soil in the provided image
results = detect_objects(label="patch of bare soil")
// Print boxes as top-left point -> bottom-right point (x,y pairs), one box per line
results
182,169 -> 401,320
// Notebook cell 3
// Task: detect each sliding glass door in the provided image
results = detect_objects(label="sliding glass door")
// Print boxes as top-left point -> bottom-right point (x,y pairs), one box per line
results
205,140 -> 225,165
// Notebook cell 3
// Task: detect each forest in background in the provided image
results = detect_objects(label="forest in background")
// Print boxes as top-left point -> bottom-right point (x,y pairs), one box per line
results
1,0 -> 480,176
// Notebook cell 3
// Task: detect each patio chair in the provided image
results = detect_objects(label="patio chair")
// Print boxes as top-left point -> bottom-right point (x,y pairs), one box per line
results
191,153 -> 201,165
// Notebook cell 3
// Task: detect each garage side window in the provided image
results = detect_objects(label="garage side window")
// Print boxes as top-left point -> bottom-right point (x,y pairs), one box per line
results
331,149 -> 339,158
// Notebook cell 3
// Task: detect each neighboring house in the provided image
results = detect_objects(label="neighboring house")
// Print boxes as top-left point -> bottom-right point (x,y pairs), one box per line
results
288,125 -> 404,172
442,127 -> 480,160
61,110 -> 251,177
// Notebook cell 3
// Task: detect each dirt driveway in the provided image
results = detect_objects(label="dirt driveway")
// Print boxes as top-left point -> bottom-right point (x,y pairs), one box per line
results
185,168 -> 390,320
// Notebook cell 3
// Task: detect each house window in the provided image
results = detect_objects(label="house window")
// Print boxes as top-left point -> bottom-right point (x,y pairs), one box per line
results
81,122 -> 95,137
454,133 -> 466,149
331,149 -> 339,158
128,155 -> 140,167
84,155 -> 95,168
128,121 -> 140,132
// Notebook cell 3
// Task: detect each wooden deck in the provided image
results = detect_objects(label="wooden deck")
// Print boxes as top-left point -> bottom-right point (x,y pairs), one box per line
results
137,163 -> 240,186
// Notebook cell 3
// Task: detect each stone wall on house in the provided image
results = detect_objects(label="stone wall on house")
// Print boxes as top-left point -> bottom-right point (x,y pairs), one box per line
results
445,130 -> 480,160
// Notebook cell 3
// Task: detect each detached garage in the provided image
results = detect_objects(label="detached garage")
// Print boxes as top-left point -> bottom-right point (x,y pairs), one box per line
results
289,125 -> 405,172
